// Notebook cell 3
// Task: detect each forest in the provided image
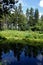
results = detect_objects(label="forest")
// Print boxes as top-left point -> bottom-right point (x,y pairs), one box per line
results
0,0 -> 43,46
0,0 -> 43,32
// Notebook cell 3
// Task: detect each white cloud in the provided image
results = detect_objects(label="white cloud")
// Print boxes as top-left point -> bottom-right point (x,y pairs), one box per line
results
39,12 -> 43,18
39,13 -> 42,18
39,0 -> 43,7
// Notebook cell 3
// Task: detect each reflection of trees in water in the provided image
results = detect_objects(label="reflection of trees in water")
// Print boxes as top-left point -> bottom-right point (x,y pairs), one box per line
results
0,48 -> 2,61
40,48 -> 43,55
24,46 -> 38,58
24,46 -> 32,57
13,44 -> 24,61
41,51 -> 43,55
2,44 -> 10,53
0,44 -> 3,61
33,47 -> 38,57
0,43 -> 43,61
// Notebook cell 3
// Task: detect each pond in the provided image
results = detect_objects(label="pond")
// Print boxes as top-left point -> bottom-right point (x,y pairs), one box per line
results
0,43 -> 43,65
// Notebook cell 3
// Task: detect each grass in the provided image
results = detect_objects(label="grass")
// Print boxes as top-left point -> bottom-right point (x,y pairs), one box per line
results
0,30 -> 43,39
0,30 -> 43,46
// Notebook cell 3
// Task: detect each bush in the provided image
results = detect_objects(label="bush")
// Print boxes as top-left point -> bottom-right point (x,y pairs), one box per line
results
0,36 -> 6,40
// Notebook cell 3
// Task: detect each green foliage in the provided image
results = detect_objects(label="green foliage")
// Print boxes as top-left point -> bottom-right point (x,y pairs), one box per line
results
0,2 -> 43,31
26,8 -> 29,20
18,3 -> 23,14
34,9 -> 39,24
41,15 -> 43,21
29,8 -> 34,26
0,30 -> 43,39
0,30 -> 43,47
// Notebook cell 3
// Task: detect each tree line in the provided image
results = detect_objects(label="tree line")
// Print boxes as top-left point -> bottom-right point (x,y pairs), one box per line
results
0,1 -> 43,31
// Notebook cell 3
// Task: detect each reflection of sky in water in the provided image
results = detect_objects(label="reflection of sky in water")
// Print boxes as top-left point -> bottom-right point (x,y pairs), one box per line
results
1,50 -> 43,65
37,54 -> 42,61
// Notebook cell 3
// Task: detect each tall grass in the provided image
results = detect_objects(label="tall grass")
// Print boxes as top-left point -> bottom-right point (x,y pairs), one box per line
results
0,30 -> 43,39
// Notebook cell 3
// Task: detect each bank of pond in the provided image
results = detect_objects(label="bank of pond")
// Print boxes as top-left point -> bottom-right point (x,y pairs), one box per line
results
0,36 -> 43,47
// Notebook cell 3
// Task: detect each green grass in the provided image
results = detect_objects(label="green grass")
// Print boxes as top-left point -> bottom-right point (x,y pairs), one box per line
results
0,30 -> 43,46
0,30 -> 43,39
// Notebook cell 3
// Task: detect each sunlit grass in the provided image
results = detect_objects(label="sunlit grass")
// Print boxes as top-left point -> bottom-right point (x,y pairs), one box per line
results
0,30 -> 43,39
0,30 -> 43,46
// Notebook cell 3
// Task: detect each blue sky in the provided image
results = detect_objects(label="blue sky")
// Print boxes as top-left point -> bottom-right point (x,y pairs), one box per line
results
16,0 -> 43,16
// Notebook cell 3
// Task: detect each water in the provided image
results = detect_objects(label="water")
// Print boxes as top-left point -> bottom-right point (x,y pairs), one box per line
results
0,43 -> 43,65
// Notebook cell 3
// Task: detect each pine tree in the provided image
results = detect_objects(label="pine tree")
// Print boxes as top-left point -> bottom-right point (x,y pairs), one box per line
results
29,7 -> 34,26
26,8 -> 29,20
34,9 -> 39,25
0,0 -> 19,30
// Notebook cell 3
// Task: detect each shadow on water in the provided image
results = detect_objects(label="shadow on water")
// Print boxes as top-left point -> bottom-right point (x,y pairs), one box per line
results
0,43 -> 43,65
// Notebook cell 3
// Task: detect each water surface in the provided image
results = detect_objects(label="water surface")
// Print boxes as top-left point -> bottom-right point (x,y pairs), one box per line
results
0,43 -> 43,65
